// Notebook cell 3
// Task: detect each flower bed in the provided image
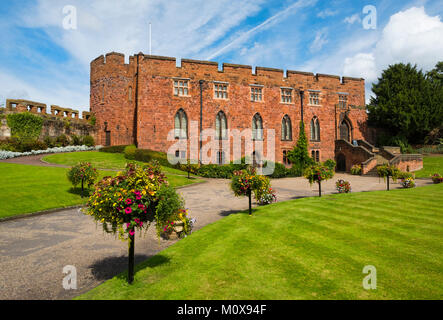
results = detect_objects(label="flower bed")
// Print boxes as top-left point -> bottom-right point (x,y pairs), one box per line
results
0,145 -> 102,160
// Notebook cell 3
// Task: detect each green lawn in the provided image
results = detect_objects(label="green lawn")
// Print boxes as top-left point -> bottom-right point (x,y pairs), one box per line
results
415,155 -> 443,178
77,183 -> 443,300
0,162 -> 201,219
42,151 -> 191,176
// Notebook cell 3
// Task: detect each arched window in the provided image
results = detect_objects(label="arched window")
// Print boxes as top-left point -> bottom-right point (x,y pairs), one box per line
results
215,111 -> 227,140
281,115 -> 292,141
340,119 -> 351,141
174,109 -> 188,139
310,117 -> 320,141
252,113 -> 263,140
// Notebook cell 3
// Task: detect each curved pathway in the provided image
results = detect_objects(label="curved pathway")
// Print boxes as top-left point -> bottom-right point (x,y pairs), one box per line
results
0,155 -> 433,299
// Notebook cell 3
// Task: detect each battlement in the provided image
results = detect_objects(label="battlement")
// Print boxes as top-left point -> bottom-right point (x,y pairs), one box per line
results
91,52 -> 365,86
3,99 -> 89,121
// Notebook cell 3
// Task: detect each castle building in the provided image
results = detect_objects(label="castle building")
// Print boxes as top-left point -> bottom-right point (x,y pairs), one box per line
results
90,52 -> 376,171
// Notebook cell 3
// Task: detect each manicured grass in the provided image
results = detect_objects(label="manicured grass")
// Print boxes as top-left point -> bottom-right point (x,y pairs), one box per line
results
77,183 -> 443,300
0,162 -> 200,219
43,151 -> 203,188
415,155 -> 443,178
42,151 -> 192,176
0,163 -> 113,219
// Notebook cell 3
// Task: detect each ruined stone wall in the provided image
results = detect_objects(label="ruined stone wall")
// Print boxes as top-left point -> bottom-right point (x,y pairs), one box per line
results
0,99 -> 96,141
91,52 -> 368,164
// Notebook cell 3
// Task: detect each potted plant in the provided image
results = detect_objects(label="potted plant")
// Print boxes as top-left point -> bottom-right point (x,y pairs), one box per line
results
336,179 -> 351,193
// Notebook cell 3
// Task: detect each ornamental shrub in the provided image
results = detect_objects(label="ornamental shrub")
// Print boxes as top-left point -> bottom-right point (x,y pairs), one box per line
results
324,159 -> 336,172
264,161 -> 288,178
304,164 -> 334,197
124,145 -> 137,160
336,179 -> 351,193
85,162 -> 192,283
99,145 -> 128,153
377,164 -> 400,191
82,135 -> 95,147
350,164 -> 362,175
67,162 -> 99,196
287,121 -> 314,176
70,134 -> 82,146
230,167 -> 276,214
55,134 -> 70,147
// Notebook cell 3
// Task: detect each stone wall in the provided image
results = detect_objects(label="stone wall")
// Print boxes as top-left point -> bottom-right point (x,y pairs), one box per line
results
0,99 -> 96,141
390,154 -> 423,172
91,52 -> 369,164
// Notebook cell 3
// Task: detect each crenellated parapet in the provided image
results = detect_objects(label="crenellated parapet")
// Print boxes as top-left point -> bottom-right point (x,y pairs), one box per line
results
3,99 -> 90,122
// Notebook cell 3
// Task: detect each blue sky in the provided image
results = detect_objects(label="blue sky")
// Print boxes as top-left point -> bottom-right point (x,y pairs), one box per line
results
0,0 -> 442,114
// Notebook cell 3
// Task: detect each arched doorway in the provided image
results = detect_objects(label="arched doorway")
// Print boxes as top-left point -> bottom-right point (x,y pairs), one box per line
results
337,153 -> 346,172
340,120 -> 351,142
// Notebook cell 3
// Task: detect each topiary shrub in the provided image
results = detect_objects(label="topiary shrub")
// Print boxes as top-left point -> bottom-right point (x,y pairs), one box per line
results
124,145 -> 137,160
67,162 -> 99,197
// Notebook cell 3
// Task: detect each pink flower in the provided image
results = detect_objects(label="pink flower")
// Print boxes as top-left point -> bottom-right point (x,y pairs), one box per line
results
136,195 -> 142,200
126,198 -> 132,205
129,229 -> 135,236
125,207 -> 132,214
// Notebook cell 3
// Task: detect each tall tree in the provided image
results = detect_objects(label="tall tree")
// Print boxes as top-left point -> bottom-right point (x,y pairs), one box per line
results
367,62 -> 442,144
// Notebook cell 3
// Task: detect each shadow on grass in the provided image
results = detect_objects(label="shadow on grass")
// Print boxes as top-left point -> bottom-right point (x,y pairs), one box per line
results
90,254 -> 171,281
218,208 -> 259,217
68,187 -> 93,197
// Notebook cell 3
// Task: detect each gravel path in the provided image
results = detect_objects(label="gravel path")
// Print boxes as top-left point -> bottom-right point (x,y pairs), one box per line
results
0,155 -> 434,300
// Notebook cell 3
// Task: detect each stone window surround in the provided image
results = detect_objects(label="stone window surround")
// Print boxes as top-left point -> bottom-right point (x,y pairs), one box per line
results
280,87 -> 294,104
213,81 -> 229,100
308,89 -> 321,106
250,84 -> 264,102
173,78 -> 191,97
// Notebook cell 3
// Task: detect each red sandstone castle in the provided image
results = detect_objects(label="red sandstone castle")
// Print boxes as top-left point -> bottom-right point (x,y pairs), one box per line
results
90,52 -> 380,172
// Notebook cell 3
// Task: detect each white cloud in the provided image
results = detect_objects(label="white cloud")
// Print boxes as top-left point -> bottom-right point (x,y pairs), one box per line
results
343,53 -> 377,82
317,9 -> 339,19
374,6 -> 443,71
309,29 -> 328,53
205,0 -> 316,60
341,6 -> 443,102
343,13 -> 361,25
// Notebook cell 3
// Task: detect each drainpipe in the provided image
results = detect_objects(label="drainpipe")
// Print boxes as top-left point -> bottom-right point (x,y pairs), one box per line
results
299,89 -> 304,123
133,53 -> 140,147
199,80 -> 204,164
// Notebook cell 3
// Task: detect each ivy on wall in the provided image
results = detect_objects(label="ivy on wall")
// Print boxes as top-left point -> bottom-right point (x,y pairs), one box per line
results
6,112 -> 43,140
